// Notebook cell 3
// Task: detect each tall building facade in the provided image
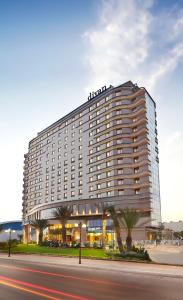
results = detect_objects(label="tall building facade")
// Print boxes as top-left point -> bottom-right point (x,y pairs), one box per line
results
22,81 -> 161,242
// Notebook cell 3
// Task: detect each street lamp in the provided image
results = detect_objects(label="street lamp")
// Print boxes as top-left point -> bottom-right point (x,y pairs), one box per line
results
5,229 -> 15,257
78,221 -> 86,264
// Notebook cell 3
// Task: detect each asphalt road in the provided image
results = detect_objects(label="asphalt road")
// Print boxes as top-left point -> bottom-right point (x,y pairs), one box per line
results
0,257 -> 182,300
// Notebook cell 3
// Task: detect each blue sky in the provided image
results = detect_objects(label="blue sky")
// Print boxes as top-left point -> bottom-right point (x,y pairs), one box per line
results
0,0 -> 183,222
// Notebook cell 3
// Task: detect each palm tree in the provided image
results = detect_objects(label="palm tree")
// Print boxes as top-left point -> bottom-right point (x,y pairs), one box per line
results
31,219 -> 48,245
119,208 -> 142,252
54,206 -> 72,244
106,206 -> 123,253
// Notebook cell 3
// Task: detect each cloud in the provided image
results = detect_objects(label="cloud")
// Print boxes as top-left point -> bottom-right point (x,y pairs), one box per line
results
83,0 -> 183,92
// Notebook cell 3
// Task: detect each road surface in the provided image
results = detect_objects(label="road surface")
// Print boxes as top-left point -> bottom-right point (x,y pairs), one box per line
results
0,255 -> 182,300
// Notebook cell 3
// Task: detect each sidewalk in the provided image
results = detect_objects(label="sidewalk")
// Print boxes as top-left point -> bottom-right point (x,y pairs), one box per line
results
147,245 -> 183,265
0,253 -> 183,278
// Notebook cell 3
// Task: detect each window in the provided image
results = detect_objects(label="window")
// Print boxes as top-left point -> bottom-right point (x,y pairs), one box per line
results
58,162 -> 61,168
134,178 -> 139,184
134,168 -> 139,174
71,191 -> 75,197
89,186 -> 93,192
79,189 -> 82,195
107,181 -> 111,187
71,182 -> 75,188
118,179 -> 124,185
71,173 -> 75,179
135,189 -> 140,194
58,178 -> 61,184
79,162 -> 82,168
97,184 -> 101,190
58,147 -> 61,152
118,189 -> 124,195
117,158 -> 123,164
51,196 -> 54,201
71,157 -> 75,163
79,180 -> 82,186
64,176 -> 68,182
79,171 -> 82,177
79,154 -> 82,160
64,193 -> 67,199
107,191 -> 111,197
64,184 -> 67,190
97,174 -> 101,180
89,177 -> 93,182
106,171 -> 111,177
117,169 -> 123,174
71,165 -> 75,171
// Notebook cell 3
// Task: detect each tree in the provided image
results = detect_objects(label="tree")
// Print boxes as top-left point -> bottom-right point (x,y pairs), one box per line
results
54,206 -> 72,244
31,219 -> 48,245
106,206 -> 123,253
119,208 -> 146,252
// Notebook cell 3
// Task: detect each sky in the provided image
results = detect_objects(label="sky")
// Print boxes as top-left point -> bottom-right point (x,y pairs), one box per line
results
0,0 -> 183,222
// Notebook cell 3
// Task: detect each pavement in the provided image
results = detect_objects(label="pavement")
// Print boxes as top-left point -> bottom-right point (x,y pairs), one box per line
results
147,245 -> 183,265
0,254 -> 183,300
0,252 -> 183,277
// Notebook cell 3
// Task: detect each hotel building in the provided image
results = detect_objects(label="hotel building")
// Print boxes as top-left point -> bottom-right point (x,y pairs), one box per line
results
22,81 -> 161,243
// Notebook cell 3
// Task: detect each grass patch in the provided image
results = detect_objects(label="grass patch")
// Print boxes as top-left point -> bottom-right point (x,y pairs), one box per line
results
1,244 -> 151,262
10,244 -> 106,258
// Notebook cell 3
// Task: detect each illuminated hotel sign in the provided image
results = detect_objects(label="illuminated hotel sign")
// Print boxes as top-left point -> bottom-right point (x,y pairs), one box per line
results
88,85 -> 107,101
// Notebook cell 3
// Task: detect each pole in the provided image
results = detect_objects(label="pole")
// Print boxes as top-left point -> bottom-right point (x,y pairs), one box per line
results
79,221 -> 82,264
8,230 -> 11,257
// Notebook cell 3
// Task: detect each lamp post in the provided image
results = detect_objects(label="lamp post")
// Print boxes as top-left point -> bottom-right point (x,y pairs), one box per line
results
5,229 -> 15,257
78,221 -> 86,265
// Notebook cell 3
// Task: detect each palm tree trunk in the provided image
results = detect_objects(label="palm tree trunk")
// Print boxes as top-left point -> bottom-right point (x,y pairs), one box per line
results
126,229 -> 132,252
116,226 -> 123,253
62,224 -> 66,243
39,231 -> 43,245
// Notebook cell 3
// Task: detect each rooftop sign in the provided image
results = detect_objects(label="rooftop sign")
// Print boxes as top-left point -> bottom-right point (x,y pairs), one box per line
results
88,85 -> 107,101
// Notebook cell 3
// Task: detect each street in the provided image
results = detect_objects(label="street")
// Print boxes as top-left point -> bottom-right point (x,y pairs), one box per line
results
0,255 -> 183,299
